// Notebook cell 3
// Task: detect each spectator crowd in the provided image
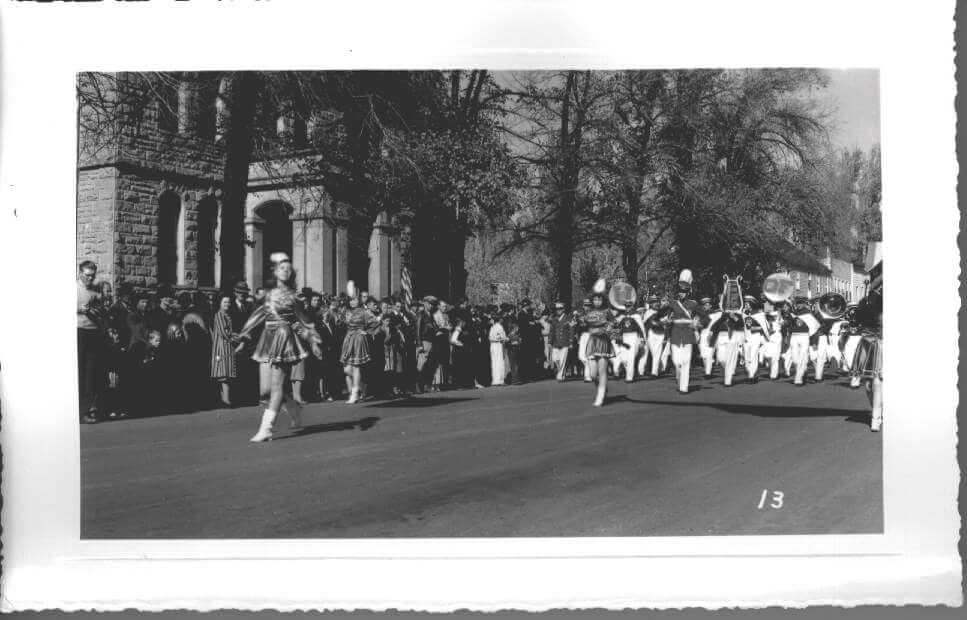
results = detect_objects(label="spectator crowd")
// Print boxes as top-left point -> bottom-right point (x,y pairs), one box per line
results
76,260 -> 592,423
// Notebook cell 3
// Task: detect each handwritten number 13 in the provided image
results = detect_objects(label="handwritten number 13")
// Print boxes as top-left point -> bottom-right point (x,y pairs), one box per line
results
758,489 -> 784,509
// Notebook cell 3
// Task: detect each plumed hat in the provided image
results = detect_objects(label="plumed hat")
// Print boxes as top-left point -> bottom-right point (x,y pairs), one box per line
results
592,278 -> 607,294
346,280 -> 357,299
678,269 -> 693,285
270,252 -> 291,266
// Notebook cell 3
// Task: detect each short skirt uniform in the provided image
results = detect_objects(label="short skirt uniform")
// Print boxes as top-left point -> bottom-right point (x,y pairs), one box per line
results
340,308 -> 379,366
253,321 -> 308,364
239,287 -> 315,366
583,309 -> 615,359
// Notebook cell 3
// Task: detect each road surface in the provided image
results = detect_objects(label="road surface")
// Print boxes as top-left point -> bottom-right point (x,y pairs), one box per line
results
82,369 -> 881,538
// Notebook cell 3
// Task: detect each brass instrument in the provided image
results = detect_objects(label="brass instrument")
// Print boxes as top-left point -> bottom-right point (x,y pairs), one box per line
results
762,272 -> 795,304
609,280 -> 637,311
817,292 -> 847,320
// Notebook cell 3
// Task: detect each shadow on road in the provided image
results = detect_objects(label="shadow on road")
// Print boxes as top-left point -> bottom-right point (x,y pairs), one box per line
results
624,397 -> 871,425
367,397 -> 478,408
277,416 -> 381,439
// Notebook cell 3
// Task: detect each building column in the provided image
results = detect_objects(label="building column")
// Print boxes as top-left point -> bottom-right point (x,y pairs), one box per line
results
321,219 -> 335,295
244,218 -> 263,291
390,234 -> 402,298
292,217 -> 307,291
335,224 -> 349,295
303,217 -> 326,293
367,211 -> 398,299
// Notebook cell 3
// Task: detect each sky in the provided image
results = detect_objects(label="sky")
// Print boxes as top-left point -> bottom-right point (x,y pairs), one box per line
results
820,69 -> 880,151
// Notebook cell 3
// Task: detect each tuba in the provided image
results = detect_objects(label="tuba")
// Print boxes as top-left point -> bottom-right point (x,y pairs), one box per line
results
609,280 -> 637,311
762,272 -> 796,305
720,274 -> 744,312
818,292 -> 847,320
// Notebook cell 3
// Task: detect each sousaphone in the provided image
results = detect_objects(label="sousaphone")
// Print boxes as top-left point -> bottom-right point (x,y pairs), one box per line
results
609,280 -> 637,311
762,272 -> 796,304
817,292 -> 848,320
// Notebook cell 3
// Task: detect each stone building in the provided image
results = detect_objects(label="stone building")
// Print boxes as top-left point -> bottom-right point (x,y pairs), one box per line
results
76,73 -> 403,298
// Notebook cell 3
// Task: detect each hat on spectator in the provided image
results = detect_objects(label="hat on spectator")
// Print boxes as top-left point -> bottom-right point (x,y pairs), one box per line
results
234,281 -> 250,294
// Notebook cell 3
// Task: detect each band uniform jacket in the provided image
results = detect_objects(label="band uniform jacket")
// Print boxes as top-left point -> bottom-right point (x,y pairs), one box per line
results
668,299 -> 700,346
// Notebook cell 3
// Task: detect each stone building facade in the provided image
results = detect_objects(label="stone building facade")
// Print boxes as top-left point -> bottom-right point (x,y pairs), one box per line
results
76,73 -> 403,298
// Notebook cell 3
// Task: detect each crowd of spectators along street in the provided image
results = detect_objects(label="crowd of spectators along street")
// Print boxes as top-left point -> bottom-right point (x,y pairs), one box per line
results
76,260 -> 586,424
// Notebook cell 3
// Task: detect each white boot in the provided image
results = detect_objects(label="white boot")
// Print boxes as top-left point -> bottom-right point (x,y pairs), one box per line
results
250,409 -> 277,442
592,385 -> 606,407
283,397 -> 304,432
346,387 -> 359,404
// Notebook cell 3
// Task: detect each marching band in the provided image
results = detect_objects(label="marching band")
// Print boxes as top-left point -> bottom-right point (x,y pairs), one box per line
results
572,268 -> 884,431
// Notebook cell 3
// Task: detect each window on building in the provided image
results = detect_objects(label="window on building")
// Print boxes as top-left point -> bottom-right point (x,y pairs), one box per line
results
157,191 -> 182,285
196,197 -> 219,288
157,82 -> 180,134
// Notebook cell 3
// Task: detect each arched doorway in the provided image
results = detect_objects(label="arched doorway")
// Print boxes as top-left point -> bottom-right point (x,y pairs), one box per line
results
255,201 -> 292,287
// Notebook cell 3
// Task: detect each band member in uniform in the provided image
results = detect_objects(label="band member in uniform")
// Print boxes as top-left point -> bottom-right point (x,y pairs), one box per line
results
615,307 -> 645,382
582,281 -> 617,406
787,296 -> 819,386
839,303 -> 864,388
235,252 -> 322,442
697,297 -> 717,378
642,295 -> 670,378
762,300 -> 786,380
547,301 -> 575,382
710,307 -> 745,387
851,290 -> 883,431
634,305 -> 653,378
668,270 -> 701,395
742,295 -> 770,384
576,298 -> 594,382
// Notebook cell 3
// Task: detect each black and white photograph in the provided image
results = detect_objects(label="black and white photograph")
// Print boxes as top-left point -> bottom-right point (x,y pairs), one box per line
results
0,0 -> 960,611
75,67 -> 884,539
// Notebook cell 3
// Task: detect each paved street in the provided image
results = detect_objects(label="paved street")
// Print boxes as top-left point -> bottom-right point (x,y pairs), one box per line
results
81,368 -> 881,538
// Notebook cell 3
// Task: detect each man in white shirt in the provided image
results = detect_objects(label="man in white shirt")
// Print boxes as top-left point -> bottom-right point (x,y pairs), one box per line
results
77,260 -> 104,423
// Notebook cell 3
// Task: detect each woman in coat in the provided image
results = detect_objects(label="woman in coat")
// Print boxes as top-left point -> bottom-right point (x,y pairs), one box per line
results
210,294 -> 237,407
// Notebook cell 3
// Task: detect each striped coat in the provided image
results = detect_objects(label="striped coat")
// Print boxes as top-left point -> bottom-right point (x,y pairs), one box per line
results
210,310 -> 237,380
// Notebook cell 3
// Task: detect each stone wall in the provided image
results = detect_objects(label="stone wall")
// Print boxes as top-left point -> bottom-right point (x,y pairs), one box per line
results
77,73 -> 226,291
76,167 -> 118,284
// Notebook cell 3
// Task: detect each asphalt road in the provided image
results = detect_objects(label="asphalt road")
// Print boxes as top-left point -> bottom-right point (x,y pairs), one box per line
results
81,368 -> 882,538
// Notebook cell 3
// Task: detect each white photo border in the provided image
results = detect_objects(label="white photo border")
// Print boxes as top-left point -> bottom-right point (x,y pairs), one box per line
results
0,0 -> 960,611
